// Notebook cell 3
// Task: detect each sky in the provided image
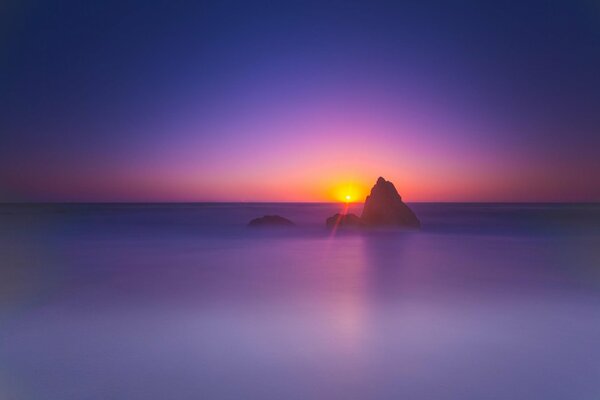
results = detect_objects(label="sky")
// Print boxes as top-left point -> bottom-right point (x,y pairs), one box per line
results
1,0 -> 599,202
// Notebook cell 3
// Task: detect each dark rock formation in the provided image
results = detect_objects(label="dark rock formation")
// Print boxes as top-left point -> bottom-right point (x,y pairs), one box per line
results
360,177 -> 420,228
248,215 -> 295,227
325,213 -> 363,229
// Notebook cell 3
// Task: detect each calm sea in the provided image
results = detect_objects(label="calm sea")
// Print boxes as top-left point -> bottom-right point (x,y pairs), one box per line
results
0,203 -> 599,399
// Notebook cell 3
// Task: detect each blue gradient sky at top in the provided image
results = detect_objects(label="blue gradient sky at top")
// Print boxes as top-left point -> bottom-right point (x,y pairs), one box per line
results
1,0 -> 599,201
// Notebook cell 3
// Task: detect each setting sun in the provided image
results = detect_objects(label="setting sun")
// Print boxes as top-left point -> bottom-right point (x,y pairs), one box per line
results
327,182 -> 367,203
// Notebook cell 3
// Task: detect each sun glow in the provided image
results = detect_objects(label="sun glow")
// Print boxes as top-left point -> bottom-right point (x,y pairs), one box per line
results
329,182 -> 366,203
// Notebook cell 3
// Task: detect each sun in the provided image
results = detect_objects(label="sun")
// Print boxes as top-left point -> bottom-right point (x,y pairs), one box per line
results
329,182 -> 365,203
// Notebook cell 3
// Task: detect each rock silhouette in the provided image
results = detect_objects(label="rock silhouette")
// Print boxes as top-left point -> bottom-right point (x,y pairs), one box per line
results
248,215 -> 295,227
361,177 -> 420,228
325,177 -> 420,229
325,213 -> 363,229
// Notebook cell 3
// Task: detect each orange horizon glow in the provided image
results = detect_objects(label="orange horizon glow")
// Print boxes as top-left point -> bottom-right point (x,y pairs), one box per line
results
4,77 -> 598,203
9,169 -> 598,203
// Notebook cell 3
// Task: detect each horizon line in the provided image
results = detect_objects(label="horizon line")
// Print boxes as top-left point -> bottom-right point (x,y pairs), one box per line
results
1,201 -> 599,205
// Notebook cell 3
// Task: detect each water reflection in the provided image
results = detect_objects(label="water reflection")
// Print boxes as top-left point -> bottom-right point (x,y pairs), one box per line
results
0,204 -> 599,399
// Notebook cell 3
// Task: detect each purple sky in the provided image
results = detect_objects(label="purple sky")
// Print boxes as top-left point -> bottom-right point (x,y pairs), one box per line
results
1,1 -> 599,202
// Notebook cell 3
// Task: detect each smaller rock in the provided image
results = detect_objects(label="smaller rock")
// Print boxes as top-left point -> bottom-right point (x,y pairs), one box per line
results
326,213 -> 363,229
248,215 -> 295,227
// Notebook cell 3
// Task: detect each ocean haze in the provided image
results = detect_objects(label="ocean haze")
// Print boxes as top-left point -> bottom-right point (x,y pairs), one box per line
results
0,203 -> 599,399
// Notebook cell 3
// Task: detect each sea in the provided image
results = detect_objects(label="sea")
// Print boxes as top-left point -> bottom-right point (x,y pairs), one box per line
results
0,203 -> 599,399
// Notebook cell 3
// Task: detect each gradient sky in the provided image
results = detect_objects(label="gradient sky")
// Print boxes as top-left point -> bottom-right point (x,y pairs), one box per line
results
1,0 -> 599,202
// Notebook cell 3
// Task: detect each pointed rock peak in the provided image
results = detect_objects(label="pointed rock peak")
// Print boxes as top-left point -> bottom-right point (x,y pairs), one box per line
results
370,176 -> 401,201
360,176 -> 420,228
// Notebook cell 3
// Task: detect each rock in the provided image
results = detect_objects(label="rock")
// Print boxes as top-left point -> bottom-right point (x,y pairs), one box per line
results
326,213 -> 363,229
360,177 -> 420,228
248,215 -> 295,227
